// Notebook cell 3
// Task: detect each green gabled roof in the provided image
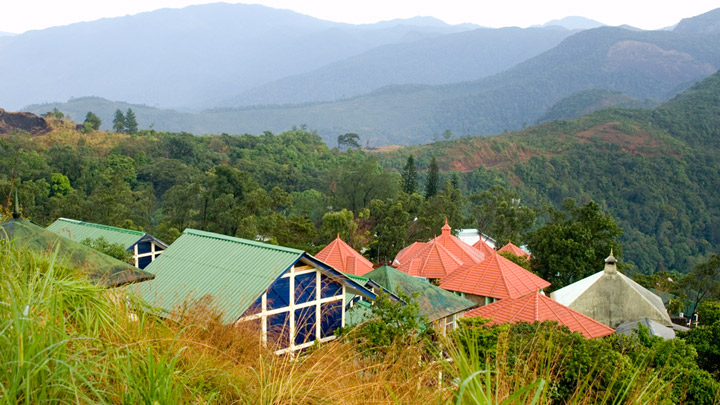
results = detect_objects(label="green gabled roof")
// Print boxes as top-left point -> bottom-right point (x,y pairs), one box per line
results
1,218 -> 154,287
365,265 -> 476,322
47,218 -> 147,250
132,229 -> 308,324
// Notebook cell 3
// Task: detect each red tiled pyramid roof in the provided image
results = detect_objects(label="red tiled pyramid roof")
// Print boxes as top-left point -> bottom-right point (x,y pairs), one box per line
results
472,238 -> 496,257
464,292 -> 615,339
315,236 -> 374,276
440,252 -> 550,299
436,219 -> 486,264
498,242 -> 530,258
397,237 -> 464,279
393,241 -> 428,266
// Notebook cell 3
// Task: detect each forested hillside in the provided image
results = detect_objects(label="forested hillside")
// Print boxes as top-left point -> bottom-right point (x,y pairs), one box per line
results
4,69 -> 720,275
28,18 -> 720,146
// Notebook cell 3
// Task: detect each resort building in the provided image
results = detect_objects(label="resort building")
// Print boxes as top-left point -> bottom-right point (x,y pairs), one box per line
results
47,218 -> 168,269
132,229 -> 376,353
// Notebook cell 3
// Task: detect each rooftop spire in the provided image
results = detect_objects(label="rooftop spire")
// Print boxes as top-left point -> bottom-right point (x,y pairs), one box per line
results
441,218 -> 451,237
604,249 -> 617,274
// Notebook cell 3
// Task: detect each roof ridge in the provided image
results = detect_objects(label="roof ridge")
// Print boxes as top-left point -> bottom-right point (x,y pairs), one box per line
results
184,229 -> 304,254
57,217 -> 145,236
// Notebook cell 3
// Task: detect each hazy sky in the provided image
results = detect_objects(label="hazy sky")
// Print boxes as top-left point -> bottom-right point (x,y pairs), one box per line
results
2,0 -> 718,34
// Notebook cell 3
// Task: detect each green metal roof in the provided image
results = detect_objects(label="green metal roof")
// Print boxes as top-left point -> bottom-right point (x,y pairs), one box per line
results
0,218 -> 154,287
365,265 -> 477,322
47,218 -> 147,250
132,229 -> 375,324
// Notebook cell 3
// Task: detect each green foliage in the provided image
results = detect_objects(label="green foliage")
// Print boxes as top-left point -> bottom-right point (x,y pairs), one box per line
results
125,108 -> 138,134
337,132 -> 360,150
698,300 -> 720,326
498,251 -> 531,270
679,254 -> 720,313
340,292 -> 431,356
526,199 -> 622,289
680,321 -> 720,378
80,236 -> 133,263
424,155 -> 439,199
112,109 -> 125,132
82,111 -> 102,132
400,155 -> 417,194
469,185 -> 536,247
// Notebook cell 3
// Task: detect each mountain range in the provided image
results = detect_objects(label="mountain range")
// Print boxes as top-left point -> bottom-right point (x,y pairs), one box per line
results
7,4 -> 720,145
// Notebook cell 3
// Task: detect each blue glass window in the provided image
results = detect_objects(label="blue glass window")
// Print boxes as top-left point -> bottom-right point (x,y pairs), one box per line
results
320,274 -> 342,298
136,241 -> 152,254
294,272 -> 317,304
320,301 -> 342,338
294,306 -> 316,345
266,276 -> 290,310
267,311 -> 289,348
138,255 -> 153,269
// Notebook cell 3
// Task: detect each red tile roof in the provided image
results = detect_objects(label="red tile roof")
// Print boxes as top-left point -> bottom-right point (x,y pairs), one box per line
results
315,235 -> 374,276
472,238 -> 496,257
436,219 -> 486,264
464,292 -> 615,339
439,252 -> 550,299
498,242 -> 530,258
396,237 -> 464,279
393,241 -> 428,267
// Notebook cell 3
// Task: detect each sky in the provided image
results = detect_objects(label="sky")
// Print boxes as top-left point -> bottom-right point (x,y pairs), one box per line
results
1,0 -> 718,34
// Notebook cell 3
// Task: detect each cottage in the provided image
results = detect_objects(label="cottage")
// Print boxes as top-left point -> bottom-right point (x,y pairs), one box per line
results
47,218 -> 167,269
315,235 -> 374,276
551,252 -> 674,335
393,220 -> 486,282
132,229 -> 376,353
440,252 -> 550,305
464,291 -> 615,339
1,215 -> 153,287
364,265 -> 477,334
498,242 -> 530,259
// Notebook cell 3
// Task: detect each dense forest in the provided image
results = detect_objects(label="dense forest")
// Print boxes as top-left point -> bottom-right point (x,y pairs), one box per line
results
2,69 -> 720,279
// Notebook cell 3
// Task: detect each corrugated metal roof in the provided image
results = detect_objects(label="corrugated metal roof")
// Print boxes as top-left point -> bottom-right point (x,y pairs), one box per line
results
365,265 -> 476,322
1,218 -> 154,287
132,229 -> 303,323
47,218 -> 145,250
132,229 -> 376,324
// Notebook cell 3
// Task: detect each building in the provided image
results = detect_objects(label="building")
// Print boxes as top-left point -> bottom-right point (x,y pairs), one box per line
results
464,291 -> 615,339
498,242 -> 530,259
440,252 -> 550,305
393,220 -> 486,282
132,229 -> 376,353
47,218 -> 167,269
364,265 -> 477,334
551,252 -> 674,333
1,215 -> 153,287
315,235 -> 374,276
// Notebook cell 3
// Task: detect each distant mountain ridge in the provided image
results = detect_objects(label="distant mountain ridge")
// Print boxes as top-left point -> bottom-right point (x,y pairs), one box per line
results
0,3 -> 477,110
539,16 -> 605,30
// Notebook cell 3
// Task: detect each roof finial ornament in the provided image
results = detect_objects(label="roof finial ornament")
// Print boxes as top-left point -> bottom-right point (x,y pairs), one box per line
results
604,249 -> 617,274
12,190 -> 20,219
441,218 -> 451,236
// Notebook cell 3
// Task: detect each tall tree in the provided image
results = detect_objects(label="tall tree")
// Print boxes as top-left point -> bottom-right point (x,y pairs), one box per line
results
526,199 -> 622,290
337,133 -> 360,150
425,156 -> 439,199
469,185 -> 536,246
679,254 -> 720,314
82,111 -> 102,132
112,109 -> 125,133
125,108 -> 138,134
401,155 -> 417,194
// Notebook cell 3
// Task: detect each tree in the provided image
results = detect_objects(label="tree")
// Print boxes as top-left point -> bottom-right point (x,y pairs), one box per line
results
469,185 -> 536,246
425,156 -> 439,199
526,199 -> 622,290
400,155 -> 417,194
82,111 -> 102,132
125,108 -> 138,134
329,154 -> 397,214
112,109 -> 125,133
679,254 -> 720,314
337,133 -> 360,150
